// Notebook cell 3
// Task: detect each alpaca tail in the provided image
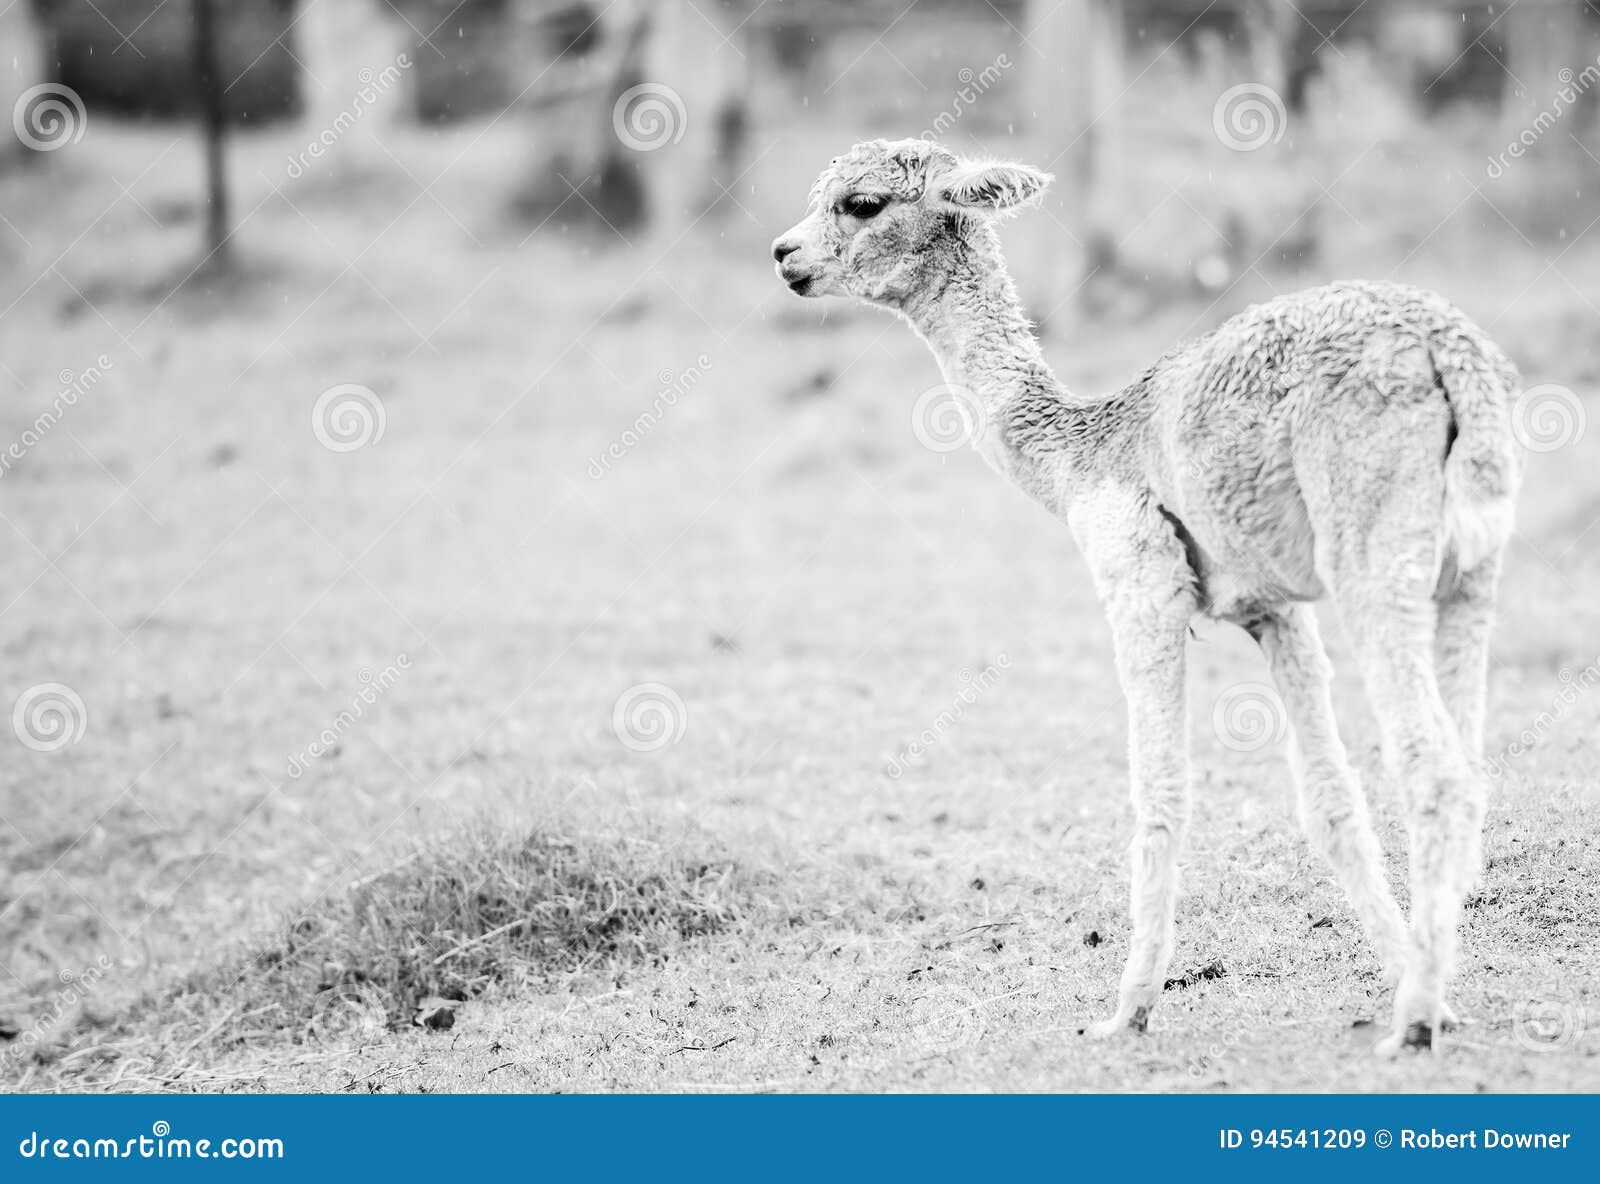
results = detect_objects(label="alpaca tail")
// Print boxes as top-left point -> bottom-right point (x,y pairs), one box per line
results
1435,343 -> 1522,579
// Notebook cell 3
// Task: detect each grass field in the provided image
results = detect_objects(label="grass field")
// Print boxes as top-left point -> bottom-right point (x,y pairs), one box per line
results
1,69 -> 1599,1092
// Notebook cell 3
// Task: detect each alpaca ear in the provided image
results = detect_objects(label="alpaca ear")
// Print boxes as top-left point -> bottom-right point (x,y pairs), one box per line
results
933,161 -> 1052,215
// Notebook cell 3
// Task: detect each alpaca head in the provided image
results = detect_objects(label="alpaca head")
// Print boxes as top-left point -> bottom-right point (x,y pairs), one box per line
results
771,139 -> 1051,307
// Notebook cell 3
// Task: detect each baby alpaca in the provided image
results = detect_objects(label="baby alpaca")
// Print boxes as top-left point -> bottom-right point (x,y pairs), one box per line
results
771,139 -> 1522,1053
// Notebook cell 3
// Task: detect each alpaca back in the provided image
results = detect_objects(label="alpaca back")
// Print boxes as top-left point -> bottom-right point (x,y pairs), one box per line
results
1103,281 -> 1521,612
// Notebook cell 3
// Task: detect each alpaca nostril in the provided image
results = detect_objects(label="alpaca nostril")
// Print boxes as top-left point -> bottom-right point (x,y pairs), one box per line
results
772,239 -> 799,264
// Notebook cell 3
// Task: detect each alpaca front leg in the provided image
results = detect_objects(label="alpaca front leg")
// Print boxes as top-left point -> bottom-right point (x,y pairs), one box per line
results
1087,602 -> 1192,1038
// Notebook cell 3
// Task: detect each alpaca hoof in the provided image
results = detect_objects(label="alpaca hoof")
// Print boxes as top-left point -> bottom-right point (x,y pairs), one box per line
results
1374,1020 -> 1434,1057
1404,1019 -> 1434,1049
1081,1006 -> 1149,1039
1371,1001 -> 1459,1055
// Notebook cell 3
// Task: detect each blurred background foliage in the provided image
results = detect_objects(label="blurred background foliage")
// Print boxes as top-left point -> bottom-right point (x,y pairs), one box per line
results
4,0 -> 1600,322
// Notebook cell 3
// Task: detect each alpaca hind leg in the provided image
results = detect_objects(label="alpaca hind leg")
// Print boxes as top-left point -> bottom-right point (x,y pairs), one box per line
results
1295,377 -> 1480,1049
1435,553 -> 1501,920
1251,604 -> 1408,982
1337,584 -> 1481,1053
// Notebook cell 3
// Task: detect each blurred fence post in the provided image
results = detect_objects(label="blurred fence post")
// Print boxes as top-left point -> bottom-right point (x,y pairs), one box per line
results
1023,0 -> 1122,327
638,0 -> 750,236
1241,0 -> 1291,102
295,0 -> 411,176
1499,0 -> 1593,144
1495,0 -> 1600,231
1,2 -> 43,168
193,0 -> 231,262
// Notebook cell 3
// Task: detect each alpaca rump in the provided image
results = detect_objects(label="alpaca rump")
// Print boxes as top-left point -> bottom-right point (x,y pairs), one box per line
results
772,138 -> 1523,1054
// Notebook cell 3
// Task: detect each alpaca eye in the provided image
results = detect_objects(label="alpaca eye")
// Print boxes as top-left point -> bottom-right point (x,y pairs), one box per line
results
841,195 -> 887,220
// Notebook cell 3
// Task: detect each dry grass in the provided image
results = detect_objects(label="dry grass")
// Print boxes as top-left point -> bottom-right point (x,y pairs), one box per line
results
199,828 -> 752,1033
10,823 -> 775,1088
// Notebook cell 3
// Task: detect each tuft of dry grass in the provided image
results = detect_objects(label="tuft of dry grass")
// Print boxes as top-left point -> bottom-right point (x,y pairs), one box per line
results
206,828 -> 753,1037
6,826 -> 773,1088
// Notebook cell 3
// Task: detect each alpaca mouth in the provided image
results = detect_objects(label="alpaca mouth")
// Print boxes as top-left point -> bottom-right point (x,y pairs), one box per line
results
777,265 -> 816,295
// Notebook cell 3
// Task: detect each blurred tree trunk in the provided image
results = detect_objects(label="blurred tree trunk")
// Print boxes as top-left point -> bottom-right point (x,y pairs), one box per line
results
193,0 -> 232,261
1023,0 -> 1122,327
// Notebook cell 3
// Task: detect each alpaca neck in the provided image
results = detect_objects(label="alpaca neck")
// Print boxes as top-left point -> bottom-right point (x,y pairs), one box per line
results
899,231 -> 1077,500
